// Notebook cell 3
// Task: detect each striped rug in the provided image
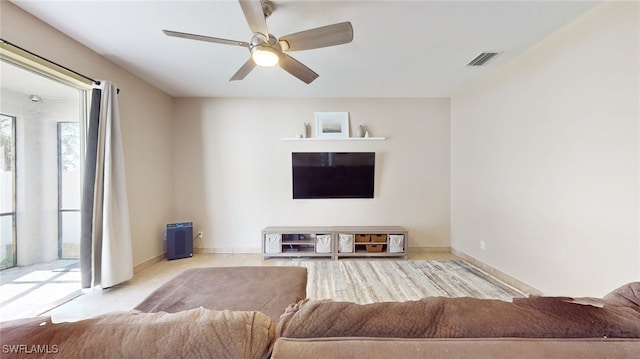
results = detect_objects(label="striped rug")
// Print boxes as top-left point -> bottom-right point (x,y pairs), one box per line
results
275,260 -> 525,303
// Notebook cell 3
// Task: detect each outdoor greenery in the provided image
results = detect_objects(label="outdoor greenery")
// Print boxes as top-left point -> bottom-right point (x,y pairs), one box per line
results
0,115 -> 14,172
59,122 -> 80,172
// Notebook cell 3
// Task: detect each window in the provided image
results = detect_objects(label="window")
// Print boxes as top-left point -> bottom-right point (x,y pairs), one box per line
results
0,114 -> 16,269
58,122 -> 80,258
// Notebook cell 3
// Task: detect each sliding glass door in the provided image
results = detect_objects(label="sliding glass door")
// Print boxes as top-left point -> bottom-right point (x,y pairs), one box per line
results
1,59 -> 85,268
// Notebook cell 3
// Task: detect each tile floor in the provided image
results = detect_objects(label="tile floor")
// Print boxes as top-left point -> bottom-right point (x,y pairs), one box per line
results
0,260 -> 81,322
4,252 -> 459,323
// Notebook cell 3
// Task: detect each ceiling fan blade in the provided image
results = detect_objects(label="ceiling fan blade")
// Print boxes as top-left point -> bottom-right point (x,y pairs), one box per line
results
163,30 -> 249,47
279,54 -> 319,84
279,22 -> 353,51
229,58 -> 256,81
239,0 -> 269,37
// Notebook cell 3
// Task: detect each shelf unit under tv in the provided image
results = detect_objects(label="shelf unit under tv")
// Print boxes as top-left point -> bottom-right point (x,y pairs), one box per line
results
262,226 -> 407,260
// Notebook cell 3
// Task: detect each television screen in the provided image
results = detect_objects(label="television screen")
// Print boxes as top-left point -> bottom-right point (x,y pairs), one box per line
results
292,152 -> 375,199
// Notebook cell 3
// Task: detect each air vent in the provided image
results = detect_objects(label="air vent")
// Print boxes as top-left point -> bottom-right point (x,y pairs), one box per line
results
466,52 -> 500,66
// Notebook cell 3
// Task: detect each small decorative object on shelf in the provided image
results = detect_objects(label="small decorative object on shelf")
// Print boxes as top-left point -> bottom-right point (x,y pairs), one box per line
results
304,122 -> 310,138
355,125 -> 365,138
364,131 -> 370,138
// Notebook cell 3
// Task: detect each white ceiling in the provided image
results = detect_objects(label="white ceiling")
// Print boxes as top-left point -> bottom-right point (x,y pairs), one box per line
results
10,0 -> 598,98
0,60 -> 80,100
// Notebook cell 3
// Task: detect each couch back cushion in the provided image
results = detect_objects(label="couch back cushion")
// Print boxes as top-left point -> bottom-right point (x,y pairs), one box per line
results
0,308 -> 275,359
277,296 -> 640,339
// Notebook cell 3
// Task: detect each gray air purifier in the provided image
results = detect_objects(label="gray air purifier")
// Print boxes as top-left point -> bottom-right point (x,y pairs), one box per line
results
165,222 -> 193,260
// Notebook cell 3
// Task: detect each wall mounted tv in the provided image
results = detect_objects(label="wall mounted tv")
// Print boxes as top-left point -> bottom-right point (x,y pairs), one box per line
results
292,152 -> 375,199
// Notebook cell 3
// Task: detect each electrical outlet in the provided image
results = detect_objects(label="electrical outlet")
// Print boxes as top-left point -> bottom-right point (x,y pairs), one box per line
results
480,240 -> 486,250
197,231 -> 203,239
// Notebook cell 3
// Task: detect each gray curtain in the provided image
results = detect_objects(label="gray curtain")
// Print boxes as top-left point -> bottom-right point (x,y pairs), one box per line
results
80,81 -> 133,289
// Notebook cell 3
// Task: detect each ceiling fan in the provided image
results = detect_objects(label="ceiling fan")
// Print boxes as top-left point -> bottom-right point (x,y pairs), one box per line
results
163,0 -> 353,84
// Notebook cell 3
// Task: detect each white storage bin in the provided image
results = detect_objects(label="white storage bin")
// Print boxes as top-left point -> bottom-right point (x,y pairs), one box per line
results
338,233 -> 354,253
265,233 -> 282,254
389,234 -> 404,253
315,234 -> 332,253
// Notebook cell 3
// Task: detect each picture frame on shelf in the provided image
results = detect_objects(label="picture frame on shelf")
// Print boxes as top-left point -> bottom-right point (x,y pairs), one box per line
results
315,112 -> 349,138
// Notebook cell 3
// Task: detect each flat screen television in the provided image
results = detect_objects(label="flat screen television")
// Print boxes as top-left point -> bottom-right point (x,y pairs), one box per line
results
292,152 -> 375,199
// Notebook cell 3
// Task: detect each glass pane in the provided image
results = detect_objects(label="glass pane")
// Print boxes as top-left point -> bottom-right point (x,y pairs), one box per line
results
0,115 -> 14,213
0,214 -> 14,269
59,123 -> 80,209
60,211 -> 80,258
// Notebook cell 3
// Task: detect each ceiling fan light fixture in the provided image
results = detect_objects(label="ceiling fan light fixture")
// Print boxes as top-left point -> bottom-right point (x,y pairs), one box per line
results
251,45 -> 279,66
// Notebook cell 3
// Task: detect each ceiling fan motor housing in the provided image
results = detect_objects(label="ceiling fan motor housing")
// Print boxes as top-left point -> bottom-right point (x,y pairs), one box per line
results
250,33 -> 278,47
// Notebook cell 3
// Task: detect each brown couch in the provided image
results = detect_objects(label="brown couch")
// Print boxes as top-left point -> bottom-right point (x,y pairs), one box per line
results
272,283 -> 640,358
1,272 -> 639,359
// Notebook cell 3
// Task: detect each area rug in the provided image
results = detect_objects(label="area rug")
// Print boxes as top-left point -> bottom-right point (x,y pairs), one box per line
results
274,260 -> 525,303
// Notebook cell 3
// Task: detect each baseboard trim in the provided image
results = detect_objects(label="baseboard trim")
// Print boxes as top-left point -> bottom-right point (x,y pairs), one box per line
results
133,253 -> 164,274
451,248 -> 543,296
408,246 -> 451,253
194,247 -> 262,254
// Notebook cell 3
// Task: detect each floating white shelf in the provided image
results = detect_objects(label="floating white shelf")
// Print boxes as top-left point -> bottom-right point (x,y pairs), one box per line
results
281,137 -> 386,141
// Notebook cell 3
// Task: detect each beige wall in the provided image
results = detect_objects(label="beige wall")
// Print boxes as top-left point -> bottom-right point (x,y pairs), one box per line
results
451,2 -> 639,297
172,98 -> 451,252
1,1 -> 176,266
